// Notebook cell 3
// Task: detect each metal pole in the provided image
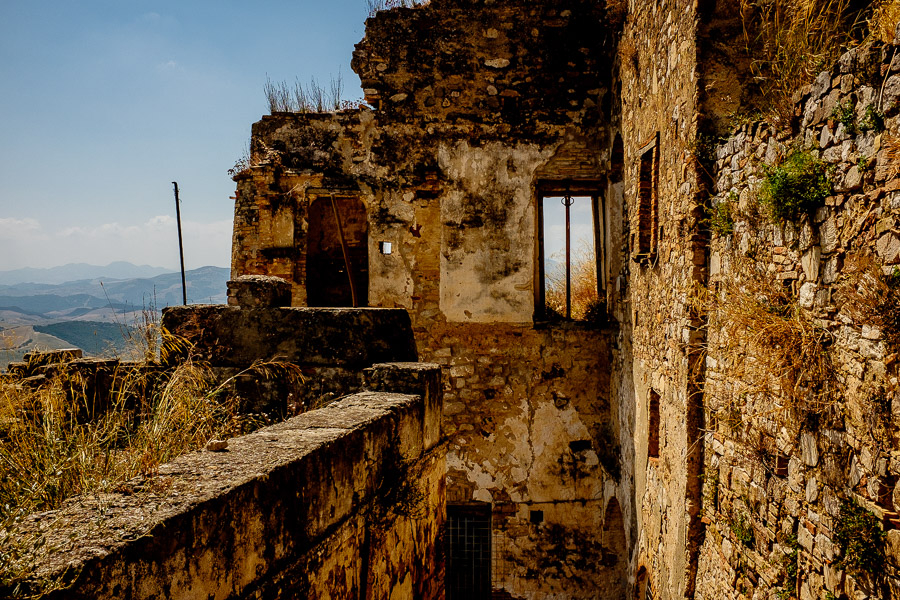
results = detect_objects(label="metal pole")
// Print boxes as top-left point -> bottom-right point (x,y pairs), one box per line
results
330,194 -> 358,307
172,182 -> 187,305
562,193 -> 574,319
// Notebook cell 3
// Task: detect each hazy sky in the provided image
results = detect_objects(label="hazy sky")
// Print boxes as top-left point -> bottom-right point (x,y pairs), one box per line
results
0,1 -> 372,271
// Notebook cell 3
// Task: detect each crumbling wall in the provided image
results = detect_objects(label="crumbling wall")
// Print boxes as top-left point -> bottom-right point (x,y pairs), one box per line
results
229,1 -> 626,597
695,38 -> 900,600
613,0 -> 707,596
4,388 -> 444,600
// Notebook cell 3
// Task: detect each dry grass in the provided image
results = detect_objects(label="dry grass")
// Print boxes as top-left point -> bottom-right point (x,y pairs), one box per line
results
869,0 -> 900,42
545,243 -> 601,321
739,0 -> 864,121
837,253 -> 900,352
708,259 -> 839,425
0,328 -> 303,595
264,73 -> 363,114
881,132 -> 900,181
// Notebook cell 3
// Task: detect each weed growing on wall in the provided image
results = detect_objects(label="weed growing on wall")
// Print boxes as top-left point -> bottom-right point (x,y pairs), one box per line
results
838,257 -> 900,353
729,510 -> 755,548
709,259 -> 840,425
738,0 -> 868,120
834,498 -> 886,579
0,338 -> 303,595
859,104 -> 885,132
366,0 -> 428,16
831,98 -> 858,135
708,194 -> 735,236
869,0 -> 900,43
759,150 -> 832,222
265,73 -> 364,114
775,532 -> 800,600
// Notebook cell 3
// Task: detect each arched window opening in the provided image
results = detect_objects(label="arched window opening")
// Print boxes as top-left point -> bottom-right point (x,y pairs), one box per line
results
307,196 -> 368,307
635,566 -> 653,600
648,389 -> 660,460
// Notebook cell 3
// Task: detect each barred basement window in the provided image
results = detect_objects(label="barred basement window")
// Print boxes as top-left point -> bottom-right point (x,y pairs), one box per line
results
632,133 -> 659,262
648,389 -> 660,460
446,504 -> 491,599
536,182 -> 606,322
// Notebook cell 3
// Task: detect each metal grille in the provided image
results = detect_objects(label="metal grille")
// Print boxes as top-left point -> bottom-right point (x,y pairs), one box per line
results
446,504 -> 491,599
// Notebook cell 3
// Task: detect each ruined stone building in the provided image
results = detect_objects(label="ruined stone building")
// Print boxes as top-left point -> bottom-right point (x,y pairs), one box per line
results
228,0 -> 900,598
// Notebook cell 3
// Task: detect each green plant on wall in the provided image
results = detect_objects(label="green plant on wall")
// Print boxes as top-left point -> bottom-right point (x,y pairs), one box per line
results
834,498 -> 886,579
859,104 -> 885,132
730,510 -> 755,548
709,192 -> 736,236
831,98 -> 857,135
775,532 -> 800,600
759,149 -> 832,222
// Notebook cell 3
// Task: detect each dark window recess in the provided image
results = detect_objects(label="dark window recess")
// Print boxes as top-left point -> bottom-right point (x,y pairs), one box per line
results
648,390 -> 660,459
306,196 -> 368,307
610,134 -> 624,183
632,134 -> 659,262
536,185 -> 606,322
569,439 -> 592,452
446,504 -> 492,600
529,509 -> 544,524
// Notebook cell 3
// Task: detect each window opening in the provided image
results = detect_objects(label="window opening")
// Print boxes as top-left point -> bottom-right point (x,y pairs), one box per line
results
538,186 -> 605,321
446,504 -> 491,600
648,389 -> 660,460
307,195 -> 368,307
633,134 -> 659,262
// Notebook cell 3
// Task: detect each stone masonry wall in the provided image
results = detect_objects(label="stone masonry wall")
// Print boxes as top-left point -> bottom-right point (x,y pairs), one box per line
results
695,38 -> 900,600
4,387 -> 445,600
614,0 -> 707,596
228,1 -> 629,597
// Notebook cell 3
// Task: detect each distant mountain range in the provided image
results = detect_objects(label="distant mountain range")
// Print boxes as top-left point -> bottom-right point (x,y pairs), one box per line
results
0,261 -> 174,286
0,265 -> 230,368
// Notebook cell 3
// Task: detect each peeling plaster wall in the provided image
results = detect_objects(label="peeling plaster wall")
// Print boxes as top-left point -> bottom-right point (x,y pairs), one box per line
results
228,0 -> 629,598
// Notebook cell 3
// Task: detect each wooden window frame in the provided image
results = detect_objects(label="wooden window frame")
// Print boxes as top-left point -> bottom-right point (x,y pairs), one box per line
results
534,180 -> 607,322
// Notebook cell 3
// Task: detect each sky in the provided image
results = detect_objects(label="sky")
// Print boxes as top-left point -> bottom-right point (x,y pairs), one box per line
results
0,1 -> 374,271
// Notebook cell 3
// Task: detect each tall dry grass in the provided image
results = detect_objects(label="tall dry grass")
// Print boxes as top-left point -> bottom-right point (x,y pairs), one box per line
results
707,259 -> 839,425
545,243 -> 601,321
740,0 -> 864,121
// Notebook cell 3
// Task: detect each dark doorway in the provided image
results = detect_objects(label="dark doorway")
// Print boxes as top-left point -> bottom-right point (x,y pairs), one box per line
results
446,504 -> 491,599
306,196 -> 368,307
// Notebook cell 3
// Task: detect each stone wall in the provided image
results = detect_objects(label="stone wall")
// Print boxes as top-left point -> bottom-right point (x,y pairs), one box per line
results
6,387 -> 444,600
613,0 -> 707,596
228,1 -> 629,597
694,38 -> 900,600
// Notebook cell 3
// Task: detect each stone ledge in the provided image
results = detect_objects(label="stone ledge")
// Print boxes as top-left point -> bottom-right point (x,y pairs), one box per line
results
5,390 -> 443,599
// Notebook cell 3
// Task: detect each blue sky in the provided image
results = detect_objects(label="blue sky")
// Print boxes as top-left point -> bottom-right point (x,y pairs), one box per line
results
0,1 -> 372,271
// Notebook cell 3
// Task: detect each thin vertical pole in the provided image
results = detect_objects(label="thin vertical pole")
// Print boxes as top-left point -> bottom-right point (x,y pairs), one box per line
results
172,182 -> 187,305
330,194 -> 358,307
562,193 -> 574,319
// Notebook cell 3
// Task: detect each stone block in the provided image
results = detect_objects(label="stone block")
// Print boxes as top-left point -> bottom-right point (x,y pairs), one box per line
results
801,432 -> 819,466
227,275 -> 292,308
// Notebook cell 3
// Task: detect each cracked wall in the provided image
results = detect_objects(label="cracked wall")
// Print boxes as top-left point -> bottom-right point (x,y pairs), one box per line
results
229,0 -> 629,598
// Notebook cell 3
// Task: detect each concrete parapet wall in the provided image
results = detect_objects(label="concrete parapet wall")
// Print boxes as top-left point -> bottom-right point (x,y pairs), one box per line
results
9,386 -> 444,599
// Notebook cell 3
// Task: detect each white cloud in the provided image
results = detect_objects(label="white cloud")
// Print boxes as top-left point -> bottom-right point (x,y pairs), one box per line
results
2,216 -> 232,270
0,217 -> 44,240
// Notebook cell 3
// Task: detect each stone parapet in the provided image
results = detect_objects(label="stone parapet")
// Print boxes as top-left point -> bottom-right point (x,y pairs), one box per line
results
6,387 -> 445,599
